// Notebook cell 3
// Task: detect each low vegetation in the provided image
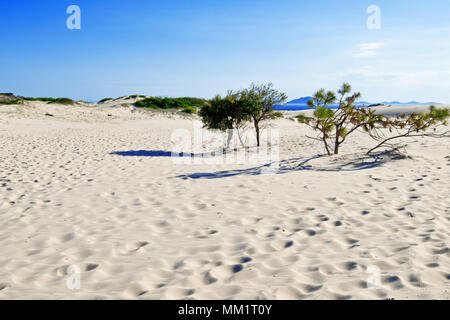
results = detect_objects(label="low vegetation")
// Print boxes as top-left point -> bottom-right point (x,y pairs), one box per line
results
240,83 -> 286,146
297,83 -> 450,155
128,95 -> 147,99
99,98 -> 113,103
135,97 -> 207,110
3,87 -> 448,156
182,106 -> 196,114
0,99 -> 23,105
23,97 -> 75,105
200,92 -> 250,148
367,106 -> 449,153
0,93 -> 23,105
199,83 -> 286,147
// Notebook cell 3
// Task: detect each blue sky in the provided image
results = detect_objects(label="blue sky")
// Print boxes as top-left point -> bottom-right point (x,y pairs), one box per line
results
1,0 -> 450,102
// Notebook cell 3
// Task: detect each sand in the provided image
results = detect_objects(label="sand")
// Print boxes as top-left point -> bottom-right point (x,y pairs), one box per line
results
0,101 -> 449,300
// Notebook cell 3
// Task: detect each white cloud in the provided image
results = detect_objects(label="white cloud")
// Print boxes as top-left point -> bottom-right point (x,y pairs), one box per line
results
328,68 -> 450,102
354,42 -> 386,57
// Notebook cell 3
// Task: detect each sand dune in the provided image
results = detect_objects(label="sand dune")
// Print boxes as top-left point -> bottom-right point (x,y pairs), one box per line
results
0,101 -> 449,299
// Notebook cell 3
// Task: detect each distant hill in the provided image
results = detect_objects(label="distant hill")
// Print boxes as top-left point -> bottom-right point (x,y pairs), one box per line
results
274,96 -> 443,110
285,97 -> 312,105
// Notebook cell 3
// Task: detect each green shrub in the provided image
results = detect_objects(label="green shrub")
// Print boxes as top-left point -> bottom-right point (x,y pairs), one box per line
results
53,98 -> 74,105
45,113 -> 53,117
135,97 -> 207,110
182,106 -> 196,114
0,93 -> 22,105
0,99 -> 22,105
129,95 -> 147,99
99,98 -> 113,103
24,97 -> 74,105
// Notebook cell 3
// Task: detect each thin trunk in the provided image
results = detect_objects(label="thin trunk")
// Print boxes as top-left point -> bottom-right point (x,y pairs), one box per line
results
254,119 -> 260,147
323,134 -> 331,156
334,126 -> 340,155
236,127 -> 246,148
334,143 -> 339,155
226,129 -> 233,149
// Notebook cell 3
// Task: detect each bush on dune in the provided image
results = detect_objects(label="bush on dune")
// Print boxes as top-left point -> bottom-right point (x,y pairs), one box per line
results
135,97 -> 207,110
0,93 -> 23,105
199,83 -> 286,148
182,106 -> 197,114
239,83 -> 286,146
199,92 -> 251,149
98,98 -> 113,103
0,99 -> 23,105
23,97 -> 75,105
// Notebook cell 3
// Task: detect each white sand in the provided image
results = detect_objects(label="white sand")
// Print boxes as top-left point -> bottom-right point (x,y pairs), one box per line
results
0,101 -> 449,300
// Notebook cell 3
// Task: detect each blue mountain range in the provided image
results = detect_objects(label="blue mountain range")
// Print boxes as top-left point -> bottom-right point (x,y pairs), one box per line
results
274,97 -> 442,110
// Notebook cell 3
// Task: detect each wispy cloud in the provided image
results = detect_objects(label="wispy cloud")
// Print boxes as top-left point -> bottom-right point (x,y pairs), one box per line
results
354,42 -> 386,57
325,67 -> 450,102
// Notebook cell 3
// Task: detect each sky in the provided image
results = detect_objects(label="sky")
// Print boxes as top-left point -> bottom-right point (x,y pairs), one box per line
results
1,0 -> 450,103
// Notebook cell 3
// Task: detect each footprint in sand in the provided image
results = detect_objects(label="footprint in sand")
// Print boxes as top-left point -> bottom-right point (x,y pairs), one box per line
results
192,229 -> 219,239
241,257 -> 252,263
55,263 -> 99,276
116,241 -> 149,255
123,283 -> 150,298
382,275 -> 404,290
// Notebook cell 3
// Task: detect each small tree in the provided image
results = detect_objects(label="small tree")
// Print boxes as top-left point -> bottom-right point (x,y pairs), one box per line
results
199,92 -> 249,149
297,83 -> 379,155
240,83 -> 287,147
297,83 -> 450,156
367,106 -> 450,153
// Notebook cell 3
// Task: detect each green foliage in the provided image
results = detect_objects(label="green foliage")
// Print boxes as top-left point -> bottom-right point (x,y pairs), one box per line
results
135,97 -> 207,110
296,114 -> 311,124
0,99 -> 22,105
240,83 -> 287,121
199,93 -> 250,131
296,83 -> 373,155
239,82 -> 287,146
297,83 -> 450,155
372,106 -> 449,133
0,93 -> 23,105
182,106 -> 196,114
271,111 -> 284,119
310,89 -> 336,107
199,83 -> 286,147
314,106 -> 334,119
54,98 -> 75,105
23,97 -> 74,105
367,105 -> 449,153
99,98 -> 113,103
45,113 -> 53,117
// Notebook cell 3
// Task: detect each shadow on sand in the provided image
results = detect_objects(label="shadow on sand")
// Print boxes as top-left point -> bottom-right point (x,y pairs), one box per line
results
174,150 -> 408,180
110,150 -> 225,158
